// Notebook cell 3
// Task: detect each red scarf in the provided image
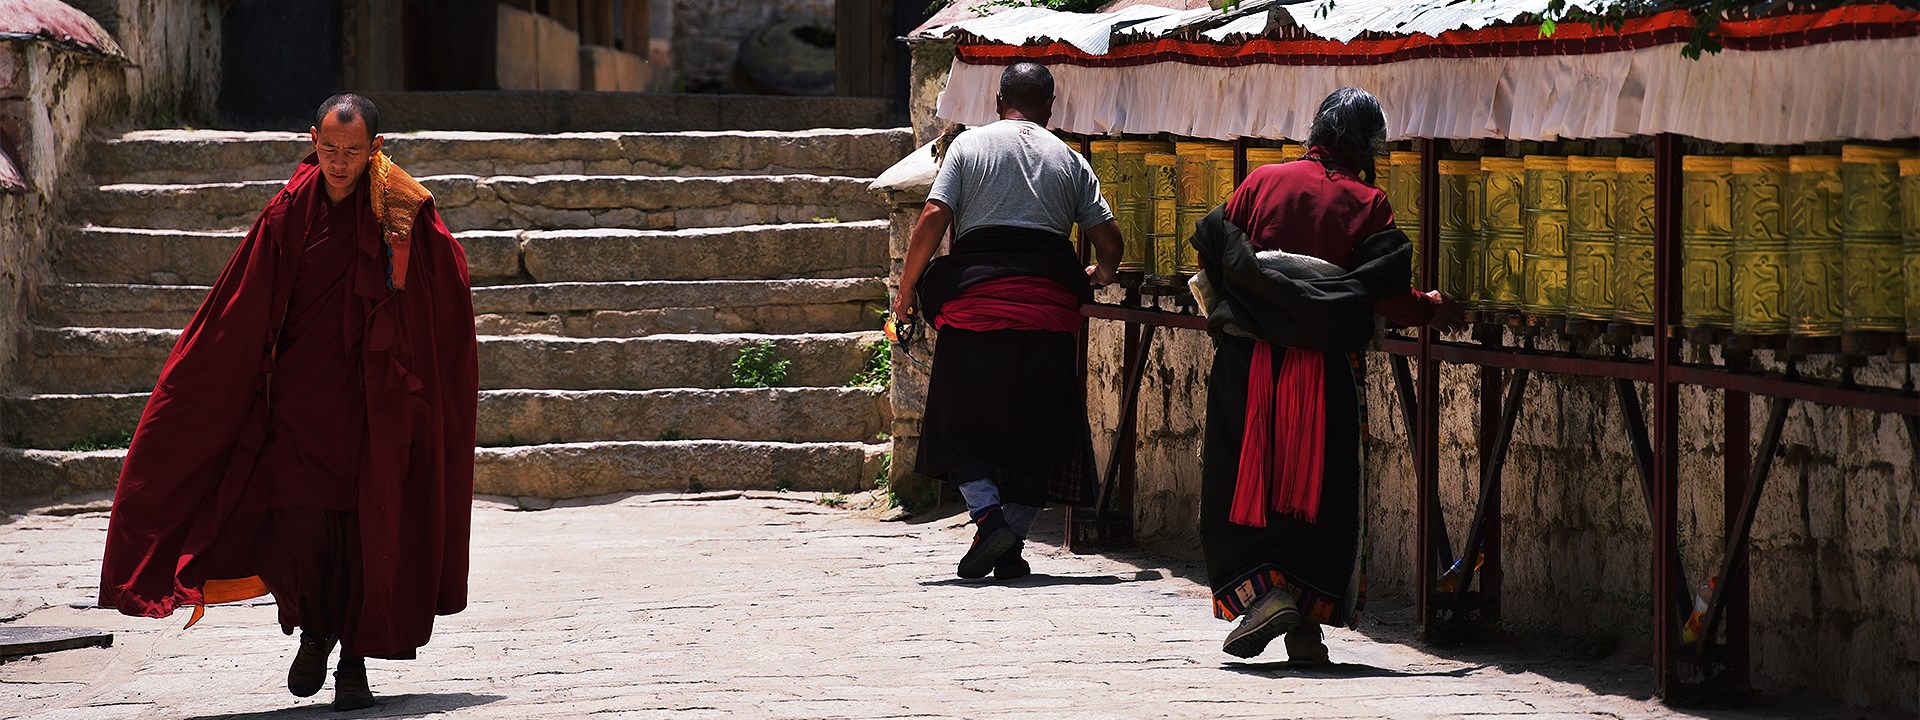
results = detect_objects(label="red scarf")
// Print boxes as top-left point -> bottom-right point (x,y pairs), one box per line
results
1230,342 -> 1326,526
933,275 -> 1082,334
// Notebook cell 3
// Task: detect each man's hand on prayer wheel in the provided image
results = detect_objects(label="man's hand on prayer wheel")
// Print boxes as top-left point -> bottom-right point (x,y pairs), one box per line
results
1087,263 -> 1117,288
1428,290 -> 1467,331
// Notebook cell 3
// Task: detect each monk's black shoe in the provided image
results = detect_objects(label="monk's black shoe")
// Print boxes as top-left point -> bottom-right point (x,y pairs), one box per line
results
332,656 -> 375,712
957,508 -> 1018,579
1284,621 -> 1331,666
288,632 -> 336,698
994,540 -> 1030,580
1223,589 -> 1300,659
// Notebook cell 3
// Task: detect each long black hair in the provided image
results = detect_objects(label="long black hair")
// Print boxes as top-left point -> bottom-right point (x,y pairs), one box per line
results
1305,87 -> 1387,185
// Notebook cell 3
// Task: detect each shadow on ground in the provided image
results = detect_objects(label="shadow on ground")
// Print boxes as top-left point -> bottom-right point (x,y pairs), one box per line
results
185,692 -> 503,720
918,570 -> 1164,588
1223,660 -> 1486,678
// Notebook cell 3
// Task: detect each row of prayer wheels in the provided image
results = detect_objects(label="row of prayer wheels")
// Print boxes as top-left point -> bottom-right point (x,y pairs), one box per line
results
1089,140 -> 1310,291
1382,147 -> 1920,348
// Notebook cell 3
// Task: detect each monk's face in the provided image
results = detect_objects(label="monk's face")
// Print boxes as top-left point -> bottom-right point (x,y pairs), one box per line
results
309,113 -> 384,199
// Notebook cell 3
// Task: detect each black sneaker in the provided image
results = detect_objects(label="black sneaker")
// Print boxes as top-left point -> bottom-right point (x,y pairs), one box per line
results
957,508 -> 1018,579
1222,589 -> 1301,659
994,540 -> 1030,580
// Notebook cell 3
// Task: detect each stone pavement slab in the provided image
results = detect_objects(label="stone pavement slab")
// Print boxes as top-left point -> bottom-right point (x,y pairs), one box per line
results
0,496 -> 1896,719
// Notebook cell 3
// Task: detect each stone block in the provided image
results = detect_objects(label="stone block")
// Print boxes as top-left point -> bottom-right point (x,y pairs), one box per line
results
579,45 -> 649,92
518,222 -> 884,283
477,387 -> 884,446
495,4 -> 542,91
476,331 -> 879,391
473,440 -> 877,497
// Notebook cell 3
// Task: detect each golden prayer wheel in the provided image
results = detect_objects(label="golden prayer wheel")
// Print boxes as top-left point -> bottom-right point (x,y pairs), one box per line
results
1246,147 -> 1289,173
1480,157 -> 1526,312
1613,157 -> 1657,325
1521,155 -> 1571,317
1281,145 -> 1308,163
1902,158 -> 1920,344
1787,156 -> 1844,337
1566,156 -> 1618,320
1193,143 -> 1237,277
1680,156 -> 1735,329
1145,152 -> 1180,279
1437,159 -> 1483,308
1174,143 -> 1213,278
1390,151 -> 1423,286
1729,157 -> 1791,336
1115,140 -> 1170,277
1091,140 -> 1122,250
1839,145 -> 1908,336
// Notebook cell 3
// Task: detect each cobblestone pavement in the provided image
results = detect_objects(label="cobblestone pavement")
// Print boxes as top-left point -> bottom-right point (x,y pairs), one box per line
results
0,494 -> 1894,720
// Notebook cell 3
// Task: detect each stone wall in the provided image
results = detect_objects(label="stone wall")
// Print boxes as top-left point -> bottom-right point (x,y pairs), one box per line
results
0,0 -> 223,417
671,0 -> 832,93
64,0 -> 223,123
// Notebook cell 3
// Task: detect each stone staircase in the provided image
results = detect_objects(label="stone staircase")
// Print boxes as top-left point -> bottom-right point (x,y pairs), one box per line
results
1,128 -> 913,504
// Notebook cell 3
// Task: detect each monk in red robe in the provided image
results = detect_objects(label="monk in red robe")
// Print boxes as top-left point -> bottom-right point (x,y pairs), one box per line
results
98,93 -> 478,712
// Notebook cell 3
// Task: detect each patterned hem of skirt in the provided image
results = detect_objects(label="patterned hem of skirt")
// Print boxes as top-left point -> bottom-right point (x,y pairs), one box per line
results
1211,563 -> 1366,628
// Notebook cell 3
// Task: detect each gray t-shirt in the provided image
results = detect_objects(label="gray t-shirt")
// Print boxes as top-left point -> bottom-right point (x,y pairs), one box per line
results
928,119 -> 1113,239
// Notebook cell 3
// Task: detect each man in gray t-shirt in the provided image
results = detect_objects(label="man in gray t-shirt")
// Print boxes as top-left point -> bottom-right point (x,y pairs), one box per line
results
895,62 -> 1125,583
927,117 -> 1113,240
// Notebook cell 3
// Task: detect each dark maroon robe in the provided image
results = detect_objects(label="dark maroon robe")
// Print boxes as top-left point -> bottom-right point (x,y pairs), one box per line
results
99,155 -> 478,660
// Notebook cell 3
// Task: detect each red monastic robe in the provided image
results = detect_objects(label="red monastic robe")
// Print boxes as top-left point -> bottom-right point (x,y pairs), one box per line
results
98,154 -> 479,660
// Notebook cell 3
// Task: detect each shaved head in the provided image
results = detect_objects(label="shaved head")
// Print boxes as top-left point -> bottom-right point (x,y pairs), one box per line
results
316,93 -> 381,141
999,62 -> 1054,114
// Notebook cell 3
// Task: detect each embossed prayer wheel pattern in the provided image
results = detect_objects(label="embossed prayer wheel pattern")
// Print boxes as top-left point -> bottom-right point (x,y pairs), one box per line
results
1437,160 -> 1483,307
1390,151 -> 1423,287
1788,156 -> 1845,337
1115,140 -> 1169,274
1246,147 -> 1289,173
1566,156 -> 1617,320
1681,156 -> 1735,329
1146,152 -> 1180,278
1840,145 -> 1907,336
1730,157 -> 1790,336
1175,143 -> 1212,278
1522,156 -> 1570,316
1480,157 -> 1526,312
1614,158 -> 1657,325
1903,158 -> 1920,343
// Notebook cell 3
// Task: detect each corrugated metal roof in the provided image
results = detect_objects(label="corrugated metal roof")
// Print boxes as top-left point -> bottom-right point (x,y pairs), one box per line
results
919,4 -> 1192,55
1279,0 -> 1618,43
915,0 -> 1656,50
0,0 -> 124,58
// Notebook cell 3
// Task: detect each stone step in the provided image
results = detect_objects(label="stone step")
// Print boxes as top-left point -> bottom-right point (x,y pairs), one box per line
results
91,129 -> 914,184
3,387 -> 889,451
55,221 -> 887,286
75,174 -> 887,233
38,278 -> 886,335
20,327 -> 885,394
0,440 -> 887,507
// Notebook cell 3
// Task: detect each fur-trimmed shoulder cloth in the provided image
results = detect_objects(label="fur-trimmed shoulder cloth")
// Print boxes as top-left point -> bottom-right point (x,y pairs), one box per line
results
369,152 -> 432,290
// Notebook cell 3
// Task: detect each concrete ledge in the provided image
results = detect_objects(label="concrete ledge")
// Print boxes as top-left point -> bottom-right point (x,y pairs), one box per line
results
21,327 -> 885,394
89,129 -> 914,184
0,440 -> 889,507
362,92 -> 893,133
3,387 -> 888,451
473,440 -> 888,497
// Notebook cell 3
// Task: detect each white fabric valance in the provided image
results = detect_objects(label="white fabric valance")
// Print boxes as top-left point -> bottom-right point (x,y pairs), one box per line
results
934,36 -> 1920,144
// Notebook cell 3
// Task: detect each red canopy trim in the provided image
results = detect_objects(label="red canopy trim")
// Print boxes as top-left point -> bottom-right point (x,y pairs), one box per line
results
952,4 -> 1920,67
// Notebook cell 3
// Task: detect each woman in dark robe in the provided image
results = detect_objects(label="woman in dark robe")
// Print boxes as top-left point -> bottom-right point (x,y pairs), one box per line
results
1190,88 -> 1465,662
